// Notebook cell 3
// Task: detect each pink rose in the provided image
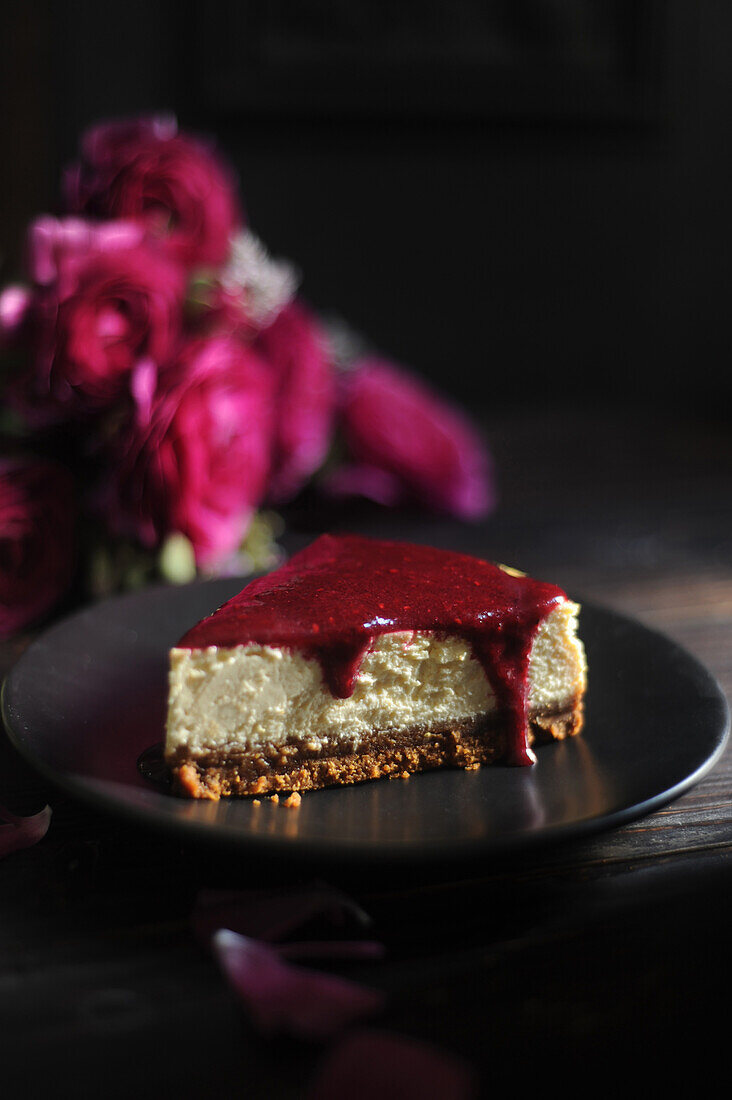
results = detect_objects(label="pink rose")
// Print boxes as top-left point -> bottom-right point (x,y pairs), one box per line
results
0,457 -> 75,638
103,335 -> 275,568
64,114 -> 242,270
255,300 -> 335,503
12,216 -> 186,423
325,357 -> 495,519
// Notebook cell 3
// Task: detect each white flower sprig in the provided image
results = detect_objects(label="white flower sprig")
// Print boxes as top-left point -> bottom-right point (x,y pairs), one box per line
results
220,228 -> 300,329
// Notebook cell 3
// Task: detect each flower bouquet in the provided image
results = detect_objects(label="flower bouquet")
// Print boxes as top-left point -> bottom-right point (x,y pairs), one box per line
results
0,115 -> 494,639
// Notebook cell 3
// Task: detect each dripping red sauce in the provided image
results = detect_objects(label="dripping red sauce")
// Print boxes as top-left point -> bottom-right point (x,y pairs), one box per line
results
177,534 -> 566,765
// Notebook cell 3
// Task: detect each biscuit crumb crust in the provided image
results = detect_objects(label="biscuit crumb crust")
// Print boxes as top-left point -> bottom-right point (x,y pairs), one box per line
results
169,699 -> 583,800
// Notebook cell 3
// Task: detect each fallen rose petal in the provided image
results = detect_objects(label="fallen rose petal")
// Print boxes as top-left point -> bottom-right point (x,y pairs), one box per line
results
193,882 -> 372,946
0,285 -> 32,347
0,804 -> 52,859
278,940 -> 385,963
212,929 -> 385,1040
306,1030 -> 477,1100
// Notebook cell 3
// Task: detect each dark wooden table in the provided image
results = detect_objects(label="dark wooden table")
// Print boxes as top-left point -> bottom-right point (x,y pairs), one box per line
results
2,404 -> 731,1095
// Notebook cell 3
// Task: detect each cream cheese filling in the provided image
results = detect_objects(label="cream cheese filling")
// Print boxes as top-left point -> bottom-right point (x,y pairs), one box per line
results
165,601 -> 586,761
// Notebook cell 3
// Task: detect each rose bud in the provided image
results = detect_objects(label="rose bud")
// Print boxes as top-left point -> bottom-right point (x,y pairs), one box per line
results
0,456 -> 75,638
254,300 -> 335,503
11,216 -> 186,424
64,114 -> 242,270
102,335 -> 275,569
324,356 -> 495,520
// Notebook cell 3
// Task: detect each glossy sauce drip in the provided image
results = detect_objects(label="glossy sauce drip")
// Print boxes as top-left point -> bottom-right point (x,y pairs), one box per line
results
177,534 -> 566,765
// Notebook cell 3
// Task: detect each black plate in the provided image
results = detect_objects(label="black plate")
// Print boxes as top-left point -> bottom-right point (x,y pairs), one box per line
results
2,578 -> 729,863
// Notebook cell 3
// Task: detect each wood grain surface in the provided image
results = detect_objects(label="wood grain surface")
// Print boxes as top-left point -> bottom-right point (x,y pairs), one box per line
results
1,406 -> 730,1095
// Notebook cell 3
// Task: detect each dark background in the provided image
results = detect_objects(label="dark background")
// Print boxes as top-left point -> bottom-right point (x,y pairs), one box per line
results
1,1 -> 731,418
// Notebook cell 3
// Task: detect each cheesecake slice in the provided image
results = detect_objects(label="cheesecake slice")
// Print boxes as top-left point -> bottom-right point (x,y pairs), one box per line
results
165,534 -> 586,799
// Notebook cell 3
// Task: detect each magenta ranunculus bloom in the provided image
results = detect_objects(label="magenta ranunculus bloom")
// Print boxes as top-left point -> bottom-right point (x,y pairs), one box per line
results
325,357 -> 496,520
0,457 -> 75,638
255,300 -> 335,503
104,336 -> 275,568
11,216 -> 186,423
64,114 -> 242,270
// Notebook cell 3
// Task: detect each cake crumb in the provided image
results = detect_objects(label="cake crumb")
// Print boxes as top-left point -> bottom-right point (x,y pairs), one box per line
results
465,762 -> 481,771
252,799 -> 261,806
269,793 -> 279,804
400,771 -> 410,780
283,791 -> 302,809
